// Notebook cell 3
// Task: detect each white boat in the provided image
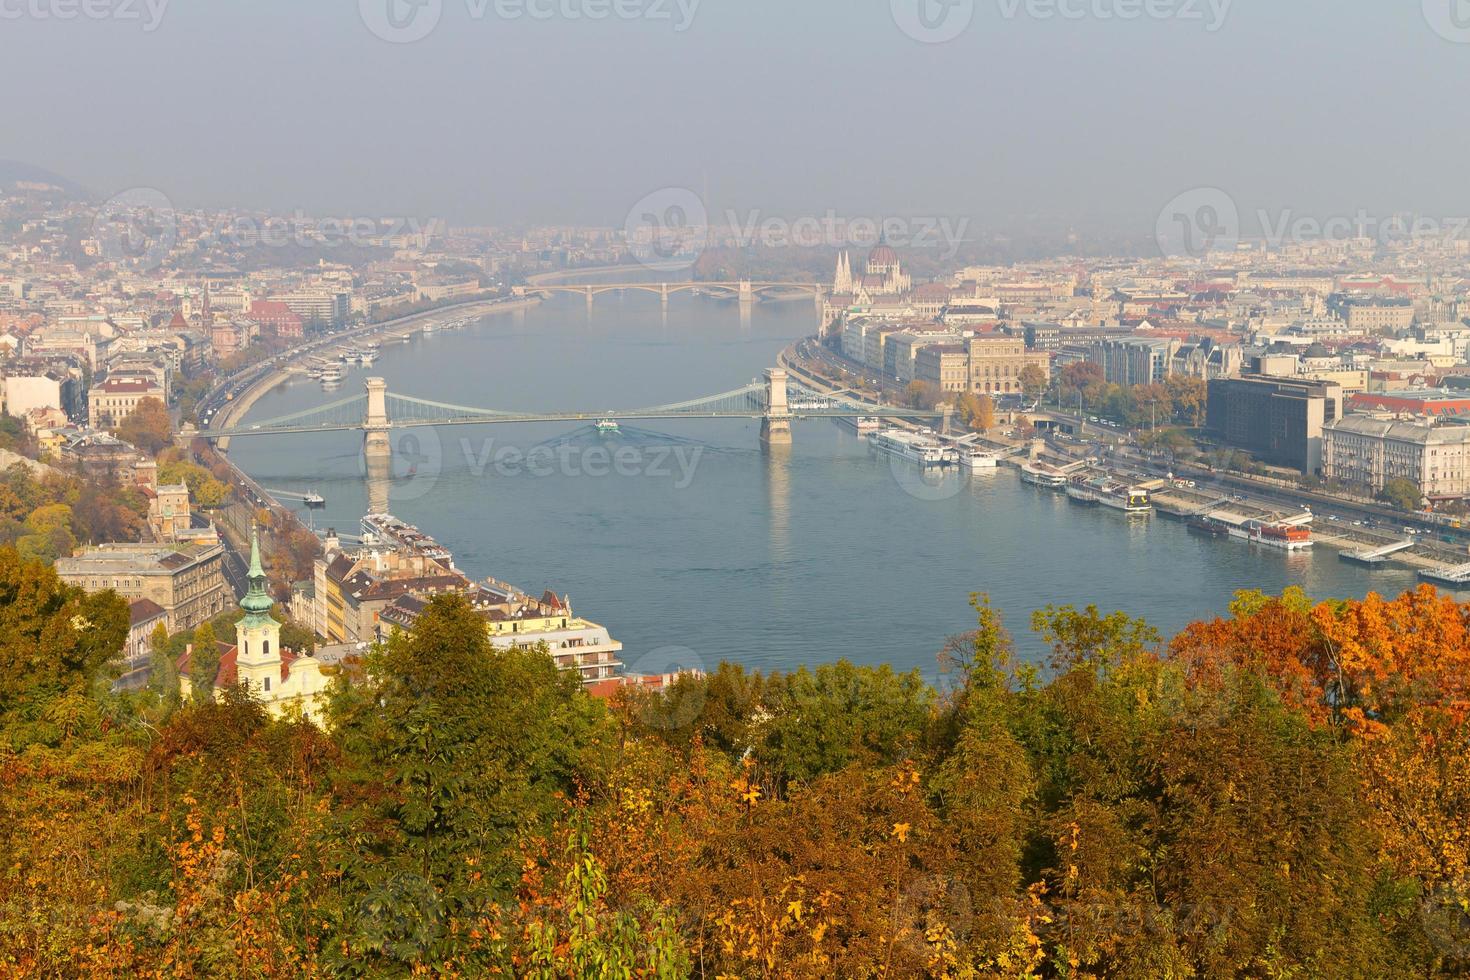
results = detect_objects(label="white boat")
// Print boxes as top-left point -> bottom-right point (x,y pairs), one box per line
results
961,449 -> 1000,470
870,428 -> 951,467
1020,461 -> 1069,489
1065,475 -> 1151,513
595,418 -> 620,435
1228,519 -> 1313,551
421,322 -> 438,335
1065,477 -> 1100,505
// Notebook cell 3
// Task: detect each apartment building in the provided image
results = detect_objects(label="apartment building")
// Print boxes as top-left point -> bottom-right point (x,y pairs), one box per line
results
56,542 -> 229,631
1324,415 -> 1470,500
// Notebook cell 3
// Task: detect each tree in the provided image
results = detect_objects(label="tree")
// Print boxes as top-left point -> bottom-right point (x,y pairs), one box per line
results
954,392 -> 995,432
115,396 -> 172,455
973,393 -> 996,433
1132,382 -> 1170,429
1380,477 -> 1422,512
187,621 -> 220,702
905,380 -> 941,410
328,593 -> 609,969
1165,374 -> 1207,426
159,461 -> 229,510
1059,361 -> 1104,413
0,545 -> 128,746
1019,362 -> 1048,405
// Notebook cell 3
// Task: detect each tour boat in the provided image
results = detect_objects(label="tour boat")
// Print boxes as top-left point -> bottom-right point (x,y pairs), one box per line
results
1065,477 -> 1100,506
1186,515 -> 1230,538
1229,519 -> 1313,551
595,418 -> 620,435
961,449 -> 1000,470
870,428 -> 951,467
1097,481 -> 1152,514
841,416 -> 883,433
1020,461 -> 1069,489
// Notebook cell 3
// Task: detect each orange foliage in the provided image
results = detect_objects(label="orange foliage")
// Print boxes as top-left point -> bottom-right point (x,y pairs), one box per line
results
1170,585 -> 1470,734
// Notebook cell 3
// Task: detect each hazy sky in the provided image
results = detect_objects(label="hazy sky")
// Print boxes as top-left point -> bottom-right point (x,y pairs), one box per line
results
3,0 -> 1468,237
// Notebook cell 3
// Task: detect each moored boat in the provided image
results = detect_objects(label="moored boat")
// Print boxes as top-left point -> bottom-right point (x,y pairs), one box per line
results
1229,519 -> 1313,551
961,448 -> 1000,470
1020,461 -> 1069,489
870,428 -> 951,467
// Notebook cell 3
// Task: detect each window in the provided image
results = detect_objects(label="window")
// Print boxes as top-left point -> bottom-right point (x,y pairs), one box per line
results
263,639 -> 270,656
263,676 -> 271,692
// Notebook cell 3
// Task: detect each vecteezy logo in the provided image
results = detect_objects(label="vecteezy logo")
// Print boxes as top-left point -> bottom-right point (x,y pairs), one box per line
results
626,645 -> 707,730
623,187 -> 708,273
359,0 -> 442,43
359,427 -> 444,504
891,0 -> 974,43
1424,0 -> 1470,43
889,452 -> 966,502
1155,187 -> 1239,259
91,187 -> 176,270
1420,877 -> 1470,960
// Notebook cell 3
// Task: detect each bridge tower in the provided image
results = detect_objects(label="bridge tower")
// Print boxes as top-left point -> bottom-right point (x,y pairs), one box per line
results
364,377 -> 391,459
738,280 -> 753,305
761,368 -> 793,445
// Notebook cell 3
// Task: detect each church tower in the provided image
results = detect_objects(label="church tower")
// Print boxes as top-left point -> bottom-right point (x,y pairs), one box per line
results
234,527 -> 283,698
833,251 -> 853,294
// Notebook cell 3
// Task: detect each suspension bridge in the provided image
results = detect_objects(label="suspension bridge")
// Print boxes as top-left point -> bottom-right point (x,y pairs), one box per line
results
203,369 -> 942,450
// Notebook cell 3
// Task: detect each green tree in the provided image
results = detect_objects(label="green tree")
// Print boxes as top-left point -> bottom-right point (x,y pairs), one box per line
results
115,396 -> 173,455
188,620 -> 220,702
0,545 -> 128,746
524,819 -> 691,978
1380,477 -> 1422,511
328,593 -> 610,970
759,660 -> 933,786
159,461 -> 229,510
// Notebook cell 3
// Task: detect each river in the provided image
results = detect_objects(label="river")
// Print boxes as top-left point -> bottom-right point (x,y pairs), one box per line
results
225,291 -> 1421,678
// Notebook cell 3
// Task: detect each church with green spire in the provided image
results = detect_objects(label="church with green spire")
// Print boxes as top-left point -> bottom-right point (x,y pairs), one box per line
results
179,527 -> 331,723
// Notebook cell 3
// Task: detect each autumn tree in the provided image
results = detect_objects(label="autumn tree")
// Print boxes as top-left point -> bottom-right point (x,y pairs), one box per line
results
1019,362 -> 1048,405
116,396 -> 173,455
159,460 -> 229,509
1164,374 -> 1207,426
906,379 -> 942,410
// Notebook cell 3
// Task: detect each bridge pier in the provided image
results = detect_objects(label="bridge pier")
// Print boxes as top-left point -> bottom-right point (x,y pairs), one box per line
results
585,287 -> 595,313
761,368 -> 793,445
364,377 -> 391,460
660,282 -> 669,311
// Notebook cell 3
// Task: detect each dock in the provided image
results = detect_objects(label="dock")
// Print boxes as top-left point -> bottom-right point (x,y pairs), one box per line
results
1340,539 -> 1416,566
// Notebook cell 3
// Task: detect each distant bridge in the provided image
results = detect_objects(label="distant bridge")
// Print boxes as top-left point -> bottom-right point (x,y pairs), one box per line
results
204,370 -> 940,449
518,280 -> 826,309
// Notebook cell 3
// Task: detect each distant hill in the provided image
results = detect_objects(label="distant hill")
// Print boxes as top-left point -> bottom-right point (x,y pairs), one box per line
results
0,160 -> 91,200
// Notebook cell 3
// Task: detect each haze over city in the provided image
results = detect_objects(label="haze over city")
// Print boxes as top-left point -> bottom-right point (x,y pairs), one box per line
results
4,0 -> 1470,235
